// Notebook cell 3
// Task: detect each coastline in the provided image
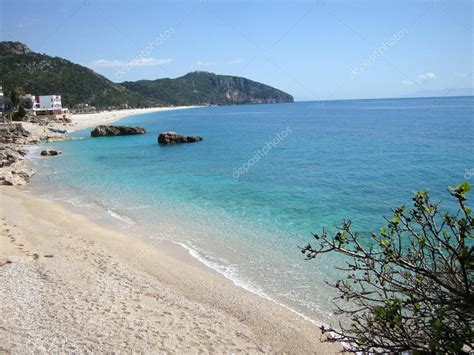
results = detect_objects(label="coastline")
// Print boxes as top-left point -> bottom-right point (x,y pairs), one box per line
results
67,106 -> 199,132
0,106 -> 198,186
0,186 -> 341,353
23,106 -> 199,138
1,106 -> 341,352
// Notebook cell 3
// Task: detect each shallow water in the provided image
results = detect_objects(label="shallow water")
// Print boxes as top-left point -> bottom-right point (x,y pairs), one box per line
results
28,96 -> 474,324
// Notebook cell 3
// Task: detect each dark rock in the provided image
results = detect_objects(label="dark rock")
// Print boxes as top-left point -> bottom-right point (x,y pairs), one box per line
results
41,149 -> 62,156
91,125 -> 146,137
158,131 -> 203,145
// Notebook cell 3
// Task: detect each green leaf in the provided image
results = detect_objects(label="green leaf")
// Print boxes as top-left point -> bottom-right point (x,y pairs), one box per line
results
450,181 -> 471,200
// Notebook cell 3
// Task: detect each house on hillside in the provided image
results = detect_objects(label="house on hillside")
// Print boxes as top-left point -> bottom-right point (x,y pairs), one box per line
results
22,94 -> 69,117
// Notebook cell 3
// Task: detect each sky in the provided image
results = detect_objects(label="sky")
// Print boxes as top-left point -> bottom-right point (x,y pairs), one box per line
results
1,0 -> 473,101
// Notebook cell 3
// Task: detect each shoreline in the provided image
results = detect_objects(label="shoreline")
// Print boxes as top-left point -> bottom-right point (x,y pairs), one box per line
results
67,106 -> 199,132
23,105 -> 200,138
1,107 -> 341,352
0,186 -> 341,353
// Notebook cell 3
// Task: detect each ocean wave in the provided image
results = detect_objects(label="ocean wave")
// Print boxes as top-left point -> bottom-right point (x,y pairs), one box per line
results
106,209 -> 136,225
172,240 -> 334,332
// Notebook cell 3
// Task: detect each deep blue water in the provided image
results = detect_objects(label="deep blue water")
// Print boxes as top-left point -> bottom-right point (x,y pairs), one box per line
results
28,96 -> 474,324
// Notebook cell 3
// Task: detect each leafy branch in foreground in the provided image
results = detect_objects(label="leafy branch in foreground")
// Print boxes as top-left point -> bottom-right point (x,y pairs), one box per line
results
301,182 -> 473,353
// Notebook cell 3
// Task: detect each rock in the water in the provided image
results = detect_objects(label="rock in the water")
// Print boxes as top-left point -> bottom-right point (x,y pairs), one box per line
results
158,131 -> 203,145
91,125 -> 146,137
41,149 -> 62,156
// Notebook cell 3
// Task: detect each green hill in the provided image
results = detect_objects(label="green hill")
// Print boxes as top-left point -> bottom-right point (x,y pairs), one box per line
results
0,41 -> 294,108
121,71 -> 294,105
0,41 -> 157,109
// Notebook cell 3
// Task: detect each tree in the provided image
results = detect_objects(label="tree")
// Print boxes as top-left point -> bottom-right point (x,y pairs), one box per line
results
10,87 -> 21,109
4,87 -> 23,123
12,104 -> 27,121
300,182 -> 473,353
20,97 -> 33,110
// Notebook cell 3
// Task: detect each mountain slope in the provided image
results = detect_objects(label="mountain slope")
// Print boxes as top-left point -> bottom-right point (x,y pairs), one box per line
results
0,41 -> 156,108
121,71 -> 294,105
0,41 -> 294,108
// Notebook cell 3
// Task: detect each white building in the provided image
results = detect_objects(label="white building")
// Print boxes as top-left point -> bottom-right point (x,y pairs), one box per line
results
22,94 -> 69,117
0,86 -> 4,112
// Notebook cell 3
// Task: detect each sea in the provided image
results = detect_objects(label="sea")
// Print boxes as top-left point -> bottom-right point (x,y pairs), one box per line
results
26,96 -> 474,325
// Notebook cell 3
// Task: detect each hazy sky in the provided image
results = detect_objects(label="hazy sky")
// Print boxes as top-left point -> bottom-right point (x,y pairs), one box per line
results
1,0 -> 472,100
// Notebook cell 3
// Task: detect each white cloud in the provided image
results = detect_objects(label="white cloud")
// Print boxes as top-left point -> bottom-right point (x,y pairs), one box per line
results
90,57 -> 171,68
402,72 -> 438,86
91,59 -> 124,68
455,72 -> 470,79
417,72 -> 437,81
195,60 -> 217,67
227,58 -> 243,65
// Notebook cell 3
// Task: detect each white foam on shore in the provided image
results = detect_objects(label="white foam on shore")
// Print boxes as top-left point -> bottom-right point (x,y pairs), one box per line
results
175,240 -> 353,350
106,209 -> 136,225
172,240 -> 337,333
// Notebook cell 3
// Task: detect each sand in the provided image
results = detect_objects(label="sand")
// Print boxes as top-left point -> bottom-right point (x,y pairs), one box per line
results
67,106 -> 198,132
0,187 -> 341,353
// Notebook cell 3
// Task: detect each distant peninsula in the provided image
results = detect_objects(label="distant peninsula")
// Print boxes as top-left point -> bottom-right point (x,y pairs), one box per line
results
0,41 -> 294,109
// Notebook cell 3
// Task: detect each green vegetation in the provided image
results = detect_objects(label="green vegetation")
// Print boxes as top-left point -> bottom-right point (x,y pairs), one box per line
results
0,42 -> 158,109
0,41 -> 293,109
121,71 -> 294,106
3,87 -> 28,122
301,182 -> 473,353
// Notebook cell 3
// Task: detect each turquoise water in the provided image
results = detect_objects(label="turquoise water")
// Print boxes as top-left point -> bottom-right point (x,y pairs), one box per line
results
28,96 -> 474,324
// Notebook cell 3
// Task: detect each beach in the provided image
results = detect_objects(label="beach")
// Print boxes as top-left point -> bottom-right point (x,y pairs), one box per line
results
0,108 -> 341,353
0,186 -> 340,353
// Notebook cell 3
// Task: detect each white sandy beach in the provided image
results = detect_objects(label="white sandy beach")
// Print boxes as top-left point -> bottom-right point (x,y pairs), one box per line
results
0,187 -> 341,353
68,106 -> 198,131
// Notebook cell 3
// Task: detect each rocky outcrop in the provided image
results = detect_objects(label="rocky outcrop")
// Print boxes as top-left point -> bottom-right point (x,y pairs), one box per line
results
0,144 -> 34,186
158,132 -> 203,145
0,124 -> 31,144
91,125 -> 146,137
0,144 -> 27,167
41,149 -> 62,156
0,167 -> 35,186
0,124 -> 35,185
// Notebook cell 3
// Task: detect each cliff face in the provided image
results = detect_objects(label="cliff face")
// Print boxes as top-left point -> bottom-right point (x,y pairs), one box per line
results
121,71 -> 294,105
